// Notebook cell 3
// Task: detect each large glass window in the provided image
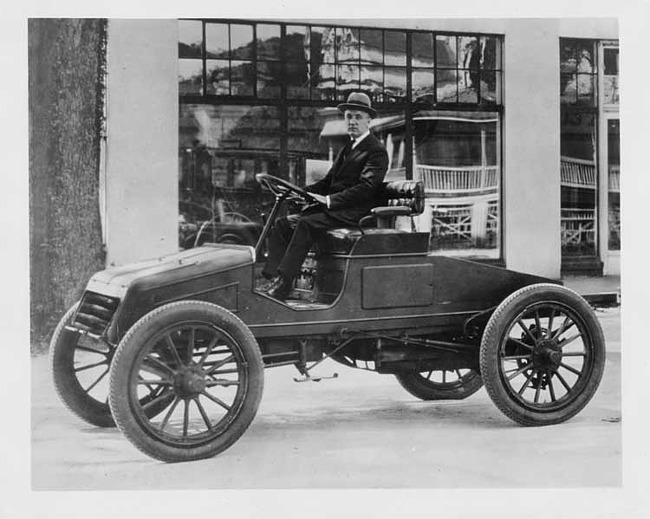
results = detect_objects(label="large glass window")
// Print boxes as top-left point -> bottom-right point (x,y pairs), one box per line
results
607,118 -> 620,251
178,20 -> 504,259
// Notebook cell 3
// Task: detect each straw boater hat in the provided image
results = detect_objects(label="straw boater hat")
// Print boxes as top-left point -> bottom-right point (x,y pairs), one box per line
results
337,92 -> 376,118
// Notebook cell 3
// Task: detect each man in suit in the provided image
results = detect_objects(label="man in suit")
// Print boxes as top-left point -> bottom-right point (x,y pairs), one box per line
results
262,92 -> 389,301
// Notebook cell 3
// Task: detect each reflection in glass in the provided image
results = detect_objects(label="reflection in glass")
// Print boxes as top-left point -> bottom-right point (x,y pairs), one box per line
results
437,69 -> 458,103
179,20 -> 203,58
436,35 -> 457,68
481,71 -> 500,104
288,106 -> 331,184
206,60 -> 230,95
607,119 -> 620,250
384,67 -> 406,101
407,111 -> 500,258
315,27 -> 336,63
576,74 -> 594,104
480,36 -> 499,69
205,23 -> 229,58
231,61 -> 254,96
286,61 -> 309,99
458,72 -> 478,103
361,66 -> 383,96
560,108 -> 597,257
336,27 -> 360,62
257,62 -> 282,97
412,32 -> 434,66
384,31 -> 406,66
230,24 -> 253,59
257,24 -> 281,60
458,36 -> 479,69
286,26 -> 309,61
360,29 -> 383,64
603,48 -> 619,105
412,69 -> 434,102
337,64 -> 360,93
179,59 -> 203,95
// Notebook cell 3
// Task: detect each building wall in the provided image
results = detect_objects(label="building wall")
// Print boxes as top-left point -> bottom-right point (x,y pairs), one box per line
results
105,19 -> 179,266
102,18 -> 617,277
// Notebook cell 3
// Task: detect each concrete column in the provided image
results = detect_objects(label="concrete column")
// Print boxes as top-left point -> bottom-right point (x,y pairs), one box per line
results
503,20 -> 562,278
104,19 -> 178,266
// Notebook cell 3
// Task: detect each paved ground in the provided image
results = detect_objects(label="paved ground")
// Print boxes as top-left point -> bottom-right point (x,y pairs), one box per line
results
30,307 -> 621,491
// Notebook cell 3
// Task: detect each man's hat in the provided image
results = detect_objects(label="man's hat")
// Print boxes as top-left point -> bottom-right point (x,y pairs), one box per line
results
337,92 -> 376,118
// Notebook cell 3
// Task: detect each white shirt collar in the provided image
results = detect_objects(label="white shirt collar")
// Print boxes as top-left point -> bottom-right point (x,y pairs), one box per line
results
351,130 -> 370,149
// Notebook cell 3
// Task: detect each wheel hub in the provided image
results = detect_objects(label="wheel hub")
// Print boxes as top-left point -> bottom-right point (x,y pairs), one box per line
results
174,367 -> 207,399
533,339 -> 562,372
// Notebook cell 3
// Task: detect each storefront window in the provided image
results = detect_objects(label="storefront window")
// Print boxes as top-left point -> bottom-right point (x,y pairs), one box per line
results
607,118 -> 620,250
603,47 -> 619,106
410,110 -> 500,258
560,40 -> 597,106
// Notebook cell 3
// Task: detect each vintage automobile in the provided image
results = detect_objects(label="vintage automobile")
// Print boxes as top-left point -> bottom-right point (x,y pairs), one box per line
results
50,174 -> 606,463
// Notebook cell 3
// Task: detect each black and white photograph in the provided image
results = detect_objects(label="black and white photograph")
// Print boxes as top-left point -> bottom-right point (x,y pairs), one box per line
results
2,0 -> 649,517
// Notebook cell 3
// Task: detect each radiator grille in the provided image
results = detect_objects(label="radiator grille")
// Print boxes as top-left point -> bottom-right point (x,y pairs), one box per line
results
72,291 -> 120,336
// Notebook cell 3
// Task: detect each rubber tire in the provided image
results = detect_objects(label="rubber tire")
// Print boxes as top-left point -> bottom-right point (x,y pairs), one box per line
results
50,303 -> 116,427
395,369 -> 483,400
479,283 -> 606,426
109,301 -> 264,462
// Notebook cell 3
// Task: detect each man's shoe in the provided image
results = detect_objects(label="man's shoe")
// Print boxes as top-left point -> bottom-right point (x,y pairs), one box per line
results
265,275 -> 293,301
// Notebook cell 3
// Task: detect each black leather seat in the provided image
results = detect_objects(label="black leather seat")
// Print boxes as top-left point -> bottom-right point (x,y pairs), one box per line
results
319,180 -> 425,255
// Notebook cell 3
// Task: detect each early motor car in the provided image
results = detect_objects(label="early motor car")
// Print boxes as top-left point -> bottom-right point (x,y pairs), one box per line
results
50,174 -> 606,462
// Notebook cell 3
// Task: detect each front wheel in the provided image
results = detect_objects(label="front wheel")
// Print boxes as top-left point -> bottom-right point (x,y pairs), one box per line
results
480,283 -> 606,426
109,301 -> 264,462
395,369 -> 482,400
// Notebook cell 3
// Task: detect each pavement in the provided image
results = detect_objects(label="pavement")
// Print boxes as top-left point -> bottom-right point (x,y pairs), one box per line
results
562,275 -> 620,306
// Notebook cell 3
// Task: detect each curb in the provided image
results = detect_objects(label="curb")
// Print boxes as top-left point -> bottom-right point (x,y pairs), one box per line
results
582,292 -> 620,308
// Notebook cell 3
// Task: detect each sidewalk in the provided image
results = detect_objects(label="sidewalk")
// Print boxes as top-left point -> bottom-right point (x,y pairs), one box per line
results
562,275 -> 620,306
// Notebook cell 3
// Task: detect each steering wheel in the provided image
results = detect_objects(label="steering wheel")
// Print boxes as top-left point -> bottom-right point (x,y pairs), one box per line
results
255,173 -> 317,204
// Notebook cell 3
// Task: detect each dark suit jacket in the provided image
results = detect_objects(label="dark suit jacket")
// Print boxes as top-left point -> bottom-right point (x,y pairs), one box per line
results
306,133 -> 389,225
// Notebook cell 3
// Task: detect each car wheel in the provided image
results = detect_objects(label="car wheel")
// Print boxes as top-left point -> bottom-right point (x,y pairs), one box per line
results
49,303 -> 116,427
109,301 -> 264,462
479,283 -> 606,426
395,369 -> 482,400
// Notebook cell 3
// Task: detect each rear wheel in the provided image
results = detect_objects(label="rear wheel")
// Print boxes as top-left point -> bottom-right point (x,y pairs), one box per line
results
109,301 -> 264,462
480,284 -> 606,426
395,369 -> 482,400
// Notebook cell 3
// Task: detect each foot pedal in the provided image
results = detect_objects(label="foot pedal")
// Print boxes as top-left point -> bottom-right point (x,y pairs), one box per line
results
293,372 -> 339,383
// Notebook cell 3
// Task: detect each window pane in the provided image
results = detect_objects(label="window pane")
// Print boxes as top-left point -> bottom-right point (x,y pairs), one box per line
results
230,24 -> 253,59
311,63 -> 336,100
206,59 -> 229,95
576,74 -> 595,105
384,67 -> 406,102
603,48 -> 619,105
560,73 -> 577,104
480,36 -> 500,69
436,35 -> 457,68
412,69 -> 434,102
314,26 -> 336,63
412,32 -> 434,66
360,29 -> 383,64
607,119 -> 620,250
206,23 -> 229,58
336,27 -> 360,62
412,111 -> 500,258
257,61 -> 282,97
257,24 -> 281,60
384,31 -> 406,66
458,70 -> 479,103
361,65 -> 383,95
560,40 -> 577,73
288,107 -> 331,185
179,20 -> 202,58
437,69 -> 458,103
481,70 -> 500,104
560,108 -> 597,257
337,64 -> 360,94
286,61 -> 309,99
458,36 -> 479,69
231,60 -> 254,96
286,25 -> 309,62
179,59 -> 203,95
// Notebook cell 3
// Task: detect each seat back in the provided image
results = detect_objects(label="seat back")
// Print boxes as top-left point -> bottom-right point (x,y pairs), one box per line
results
360,180 -> 425,228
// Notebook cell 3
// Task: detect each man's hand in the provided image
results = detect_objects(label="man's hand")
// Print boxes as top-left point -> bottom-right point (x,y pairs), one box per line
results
307,193 -> 327,206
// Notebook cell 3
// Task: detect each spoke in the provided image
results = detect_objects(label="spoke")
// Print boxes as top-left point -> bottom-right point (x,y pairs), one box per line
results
75,345 -> 109,355
534,311 -> 542,338
187,327 -> 196,363
200,390 -> 232,411
84,368 -> 109,393
165,336 -> 183,367
558,334 -> 581,349
507,337 -> 535,351
425,371 -> 433,381
547,307 -> 556,337
547,371 -> 557,402
555,371 -> 572,392
507,363 -> 533,381
455,369 -> 462,380
205,378 -> 240,388
534,374 -> 542,403
143,355 -> 176,376
194,397 -> 213,429
158,397 -> 181,430
517,320 -> 538,344
501,354 -> 533,361
442,370 -> 447,384
142,390 -> 174,412
562,351 -> 587,357
517,370 -> 536,396
204,354 -> 235,376
198,336 -> 220,367
137,378 -> 174,387
182,400 -> 190,438
553,316 -> 575,340
74,359 -> 108,372
559,362 -> 583,377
